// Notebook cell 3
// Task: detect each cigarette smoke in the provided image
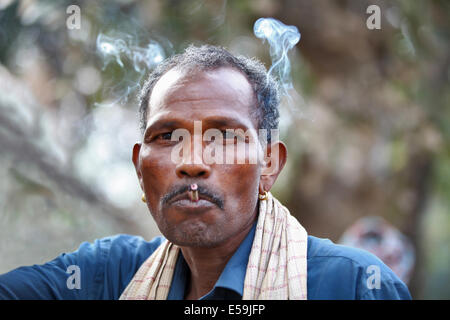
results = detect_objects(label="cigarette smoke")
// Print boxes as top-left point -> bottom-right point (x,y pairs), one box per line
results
95,32 -> 169,106
96,33 -> 165,72
253,17 -> 310,122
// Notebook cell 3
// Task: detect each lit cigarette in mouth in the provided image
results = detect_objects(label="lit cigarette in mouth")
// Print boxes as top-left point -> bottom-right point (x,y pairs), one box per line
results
189,183 -> 199,202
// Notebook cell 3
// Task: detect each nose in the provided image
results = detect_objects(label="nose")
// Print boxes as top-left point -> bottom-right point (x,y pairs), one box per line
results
175,135 -> 211,179
176,161 -> 211,178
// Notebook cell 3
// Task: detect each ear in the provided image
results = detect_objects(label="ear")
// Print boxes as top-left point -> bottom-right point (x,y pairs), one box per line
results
132,142 -> 144,191
259,140 -> 287,194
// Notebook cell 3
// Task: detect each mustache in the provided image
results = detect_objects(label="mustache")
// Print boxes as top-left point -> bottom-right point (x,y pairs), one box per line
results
161,183 -> 225,210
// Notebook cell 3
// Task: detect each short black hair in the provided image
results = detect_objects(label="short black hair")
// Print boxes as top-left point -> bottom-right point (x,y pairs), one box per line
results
138,44 -> 280,141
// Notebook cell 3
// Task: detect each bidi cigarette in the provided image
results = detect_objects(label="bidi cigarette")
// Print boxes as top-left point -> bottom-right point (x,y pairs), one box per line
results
189,183 -> 199,202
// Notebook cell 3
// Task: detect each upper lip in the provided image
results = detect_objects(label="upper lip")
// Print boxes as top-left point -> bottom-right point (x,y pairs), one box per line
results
169,191 -> 215,205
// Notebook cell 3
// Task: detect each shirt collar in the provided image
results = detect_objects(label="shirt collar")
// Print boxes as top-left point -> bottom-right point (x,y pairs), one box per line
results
167,221 -> 256,300
206,221 -> 256,297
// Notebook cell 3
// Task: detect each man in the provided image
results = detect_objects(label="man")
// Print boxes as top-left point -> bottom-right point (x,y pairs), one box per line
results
0,45 -> 411,300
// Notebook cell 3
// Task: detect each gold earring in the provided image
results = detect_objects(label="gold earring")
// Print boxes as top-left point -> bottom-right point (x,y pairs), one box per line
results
258,190 -> 268,201
141,193 -> 146,203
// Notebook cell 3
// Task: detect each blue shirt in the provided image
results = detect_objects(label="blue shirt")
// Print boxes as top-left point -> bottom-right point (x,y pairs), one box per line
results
0,223 -> 411,300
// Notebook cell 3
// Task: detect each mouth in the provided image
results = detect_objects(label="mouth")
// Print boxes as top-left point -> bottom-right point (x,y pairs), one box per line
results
169,191 -> 217,210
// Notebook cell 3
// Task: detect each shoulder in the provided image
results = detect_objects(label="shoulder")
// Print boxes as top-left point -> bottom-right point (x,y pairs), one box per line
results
81,234 -> 166,299
308,235 -> 387,266
306,235 -> 412,300
0,234 -> 166,300
64,234 -> 166,279
88,234 -> 165,260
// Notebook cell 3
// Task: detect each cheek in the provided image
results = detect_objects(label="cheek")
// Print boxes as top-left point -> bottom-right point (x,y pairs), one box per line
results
139,146 -> 174,206
223,164 -> 260,213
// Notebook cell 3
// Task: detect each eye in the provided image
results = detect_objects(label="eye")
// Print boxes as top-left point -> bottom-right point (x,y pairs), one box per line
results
222,130 -> 234,139
157,132 -> 173,140
221,130 -> 236,143
221,130 -> 246,144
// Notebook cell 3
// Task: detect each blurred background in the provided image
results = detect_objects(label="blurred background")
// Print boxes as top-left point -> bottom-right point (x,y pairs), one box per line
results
0,0 -> 448,299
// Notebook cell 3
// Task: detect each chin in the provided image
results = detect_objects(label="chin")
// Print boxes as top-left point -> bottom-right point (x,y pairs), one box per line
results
165,220 -> 225,248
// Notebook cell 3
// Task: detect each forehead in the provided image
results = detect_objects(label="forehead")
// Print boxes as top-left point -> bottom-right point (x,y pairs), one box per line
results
146,67 -> 257,129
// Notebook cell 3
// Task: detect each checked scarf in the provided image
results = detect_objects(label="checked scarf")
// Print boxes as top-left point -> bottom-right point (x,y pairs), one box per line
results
119,192 -> 308,300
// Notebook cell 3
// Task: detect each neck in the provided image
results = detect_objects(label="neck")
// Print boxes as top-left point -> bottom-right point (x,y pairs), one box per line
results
180,219 -> 255,300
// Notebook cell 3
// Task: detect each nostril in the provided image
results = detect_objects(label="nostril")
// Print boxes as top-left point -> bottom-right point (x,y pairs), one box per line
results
179,169 -> 206,177
176,163 -> 210,178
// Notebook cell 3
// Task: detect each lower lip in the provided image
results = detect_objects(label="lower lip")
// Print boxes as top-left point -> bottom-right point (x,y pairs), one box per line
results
170,199 -> 216,210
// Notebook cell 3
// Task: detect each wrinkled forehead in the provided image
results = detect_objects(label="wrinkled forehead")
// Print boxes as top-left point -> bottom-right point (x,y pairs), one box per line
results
148,66 -> 256,118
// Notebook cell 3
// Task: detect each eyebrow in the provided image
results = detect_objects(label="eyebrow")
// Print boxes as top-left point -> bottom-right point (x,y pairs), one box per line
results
144,116 -> 252,138
204,118 -> 250,130
144,120 -> 183,140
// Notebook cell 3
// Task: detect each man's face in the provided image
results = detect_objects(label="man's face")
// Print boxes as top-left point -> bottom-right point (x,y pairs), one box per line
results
133,67 -> 262,248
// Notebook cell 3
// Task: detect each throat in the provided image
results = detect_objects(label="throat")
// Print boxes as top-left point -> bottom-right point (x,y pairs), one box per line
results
183,266 -> 221,300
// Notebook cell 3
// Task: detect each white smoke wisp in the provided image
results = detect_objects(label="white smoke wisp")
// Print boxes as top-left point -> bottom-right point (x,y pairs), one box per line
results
96,33 -> 166,72
253,17 -> 311,123
95,33 -> 167,107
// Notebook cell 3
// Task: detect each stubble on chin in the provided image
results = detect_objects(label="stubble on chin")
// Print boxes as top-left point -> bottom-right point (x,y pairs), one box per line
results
162,219 -> 225,248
